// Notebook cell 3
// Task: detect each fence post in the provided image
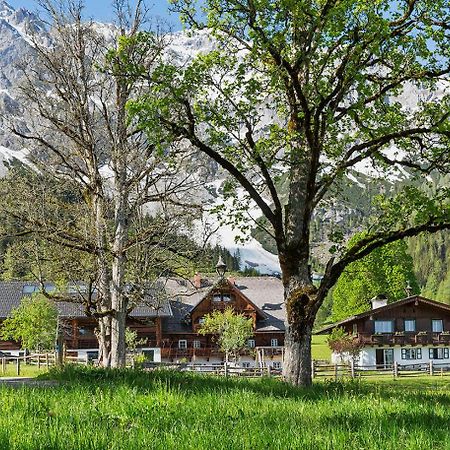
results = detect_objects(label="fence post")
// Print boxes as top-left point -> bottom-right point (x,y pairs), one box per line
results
311,360 -> 315,379
267,365 -> 271,377
37,354 -> 41,370
16,358 -> 20,376
1,357 -> 5,375
350,360 -> 355,378
85,354 -> 89,366
393,361 -> 398,378
46,353 -> 50,369
334,364 -> 338,381
429,361 -> 434,376
224,362 -> 228,377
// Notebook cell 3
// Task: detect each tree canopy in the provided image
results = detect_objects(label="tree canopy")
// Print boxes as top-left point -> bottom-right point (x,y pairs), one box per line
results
198,307 -> 253,363
0,294 -> 58,351
129,0 -> 450,385
332,238 -> 419,321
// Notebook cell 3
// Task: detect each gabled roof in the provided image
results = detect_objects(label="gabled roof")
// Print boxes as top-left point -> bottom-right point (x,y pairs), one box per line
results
163,276 -> 286,333
0,281 -> 172,319
188,278 -> 267,320
316,295 -> 450,335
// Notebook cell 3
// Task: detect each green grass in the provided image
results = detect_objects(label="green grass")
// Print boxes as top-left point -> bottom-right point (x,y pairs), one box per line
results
0,363 -> 48,378
1,366 -> 450,449
312,334 -> 331,361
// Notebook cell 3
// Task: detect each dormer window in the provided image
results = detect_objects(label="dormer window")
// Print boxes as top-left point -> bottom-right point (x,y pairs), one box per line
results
212,293 -> 235,302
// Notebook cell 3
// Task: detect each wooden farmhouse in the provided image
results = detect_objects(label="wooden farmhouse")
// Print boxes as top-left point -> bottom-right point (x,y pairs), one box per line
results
0,275 -> 286,368
317,295 -> 450,368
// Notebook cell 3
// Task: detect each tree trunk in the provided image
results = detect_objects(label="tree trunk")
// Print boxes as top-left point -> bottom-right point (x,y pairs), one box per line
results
280,254 -> 317,387
109,196 -> 128,368
96,315 -> 111,367
93,187 -> 112,368
283,321 -> 313,386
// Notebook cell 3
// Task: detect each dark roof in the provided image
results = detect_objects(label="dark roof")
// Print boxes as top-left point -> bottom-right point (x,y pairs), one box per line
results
0,281 -> 172,319
163,276 -> 286,333
316,295 -> 450,335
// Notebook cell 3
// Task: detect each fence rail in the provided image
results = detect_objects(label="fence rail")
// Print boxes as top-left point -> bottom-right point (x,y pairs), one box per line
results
3,352 -> 450,379
311,360 -> 450,380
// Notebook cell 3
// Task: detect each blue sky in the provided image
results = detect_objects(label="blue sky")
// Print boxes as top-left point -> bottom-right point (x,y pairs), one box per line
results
7,0 -> 182,29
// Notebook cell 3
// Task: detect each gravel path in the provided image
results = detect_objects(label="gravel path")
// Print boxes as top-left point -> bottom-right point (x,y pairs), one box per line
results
0,377 -> 59,387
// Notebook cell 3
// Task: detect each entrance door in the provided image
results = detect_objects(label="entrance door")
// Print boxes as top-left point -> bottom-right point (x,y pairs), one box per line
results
376,349 -> 393,368
384,349 -> 394,367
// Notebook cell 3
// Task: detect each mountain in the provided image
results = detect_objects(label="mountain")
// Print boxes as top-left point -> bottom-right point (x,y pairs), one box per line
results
0,2 -> 448,285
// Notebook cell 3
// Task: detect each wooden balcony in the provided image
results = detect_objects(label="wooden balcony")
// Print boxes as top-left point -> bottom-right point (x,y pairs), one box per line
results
357,332 -> 450,346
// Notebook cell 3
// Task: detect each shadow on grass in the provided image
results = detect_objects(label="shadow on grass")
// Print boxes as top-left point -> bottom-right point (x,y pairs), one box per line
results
35,364 -> 379,401
35,365 -> 450,412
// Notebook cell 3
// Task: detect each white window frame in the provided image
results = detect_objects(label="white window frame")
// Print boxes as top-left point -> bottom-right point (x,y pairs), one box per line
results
401,348 -> 422,360
178,340 -> 187,349
270,338 -> 279,347
429,347 -> 449,359
374,320 -> 394,333
247,339 -> 256,348
272,362 -> 281,369
198,317 -> 205,325
404,319 -> 416,332
193,340 -> 201,349
432,319 -> 444,333
241,362 -> 251,368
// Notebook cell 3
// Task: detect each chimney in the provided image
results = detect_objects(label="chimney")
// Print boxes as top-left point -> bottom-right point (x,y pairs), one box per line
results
370,294 -> 388,310
193,272 -> 201,289
227,276 -> 236,286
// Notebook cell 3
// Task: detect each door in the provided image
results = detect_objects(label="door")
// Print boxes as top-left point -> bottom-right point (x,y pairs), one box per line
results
376,349 -> 394,368
375,349 -> 384,367
383,349 -> 394,368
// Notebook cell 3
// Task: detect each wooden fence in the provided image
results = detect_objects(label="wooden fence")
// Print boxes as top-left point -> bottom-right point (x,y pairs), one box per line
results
311,360 -> 450,380
3,354 -> 450,379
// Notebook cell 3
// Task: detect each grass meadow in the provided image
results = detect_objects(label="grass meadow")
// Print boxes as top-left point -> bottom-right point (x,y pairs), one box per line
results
1,366 -> 450,449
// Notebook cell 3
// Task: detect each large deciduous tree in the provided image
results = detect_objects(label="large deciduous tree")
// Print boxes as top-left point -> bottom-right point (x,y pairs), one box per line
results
2,0 -> 199,368
132,0 -> 450,385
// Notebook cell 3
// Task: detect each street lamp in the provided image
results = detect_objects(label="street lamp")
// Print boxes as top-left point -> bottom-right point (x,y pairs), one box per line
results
216,256 -> 227,279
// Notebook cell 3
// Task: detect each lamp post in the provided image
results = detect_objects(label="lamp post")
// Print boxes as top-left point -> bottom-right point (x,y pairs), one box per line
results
216,256 -> 227,279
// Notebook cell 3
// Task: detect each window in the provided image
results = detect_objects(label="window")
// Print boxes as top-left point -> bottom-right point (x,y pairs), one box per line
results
198,317 -> 205,325
273,362 -> 281,369
22,285 -> 39,294
247,339 -> 256,348
241,362 -> 251,368
193,340 -> 201,349
352,323 -> 358,335
429,348 -> 449,359
212,293 -> 234,302
374,320 -> 394,333
401,348 -> 422,360
178,340 -> 187,349
404,319 -> 416,332
432,320 -> 444,333
271,338 -> 279,347
142,350 -> 154,361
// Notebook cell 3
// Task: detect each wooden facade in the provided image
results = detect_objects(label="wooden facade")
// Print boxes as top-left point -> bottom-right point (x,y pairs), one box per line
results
161,278 -> 285,363
0,277 -> 286,364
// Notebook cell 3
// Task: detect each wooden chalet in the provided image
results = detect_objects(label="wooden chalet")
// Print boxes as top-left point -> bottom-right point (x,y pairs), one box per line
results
317,295 -> 450,368
0,275 -> 286,368
162,275 -> 285,367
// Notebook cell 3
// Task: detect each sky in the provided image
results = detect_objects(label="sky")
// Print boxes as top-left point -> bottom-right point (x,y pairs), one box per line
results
7,0 -> 183,29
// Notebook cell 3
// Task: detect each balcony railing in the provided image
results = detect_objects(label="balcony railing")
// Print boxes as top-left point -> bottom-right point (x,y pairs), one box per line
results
160,346 -> 283,359
357,332 -> 450,346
